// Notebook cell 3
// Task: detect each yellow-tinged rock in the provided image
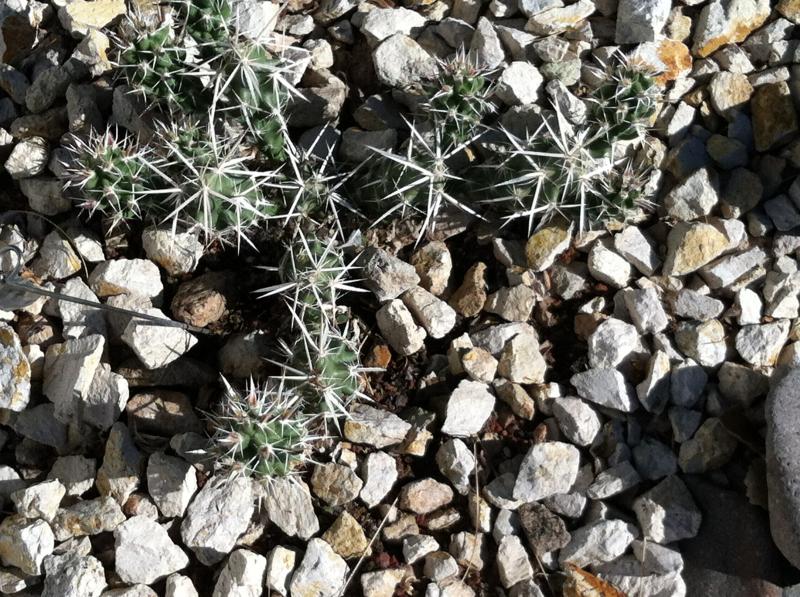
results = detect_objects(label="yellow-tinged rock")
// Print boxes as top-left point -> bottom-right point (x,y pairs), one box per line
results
752,81 -> 799,152
692,0 -> 770,58
322,511 -> 371,559
663,222 -> 730,276
0,324 -> 31,412
526,223 -> 572,272
778,0 -> 800,23
630,39 -> 692,86
58,0 -> 127,38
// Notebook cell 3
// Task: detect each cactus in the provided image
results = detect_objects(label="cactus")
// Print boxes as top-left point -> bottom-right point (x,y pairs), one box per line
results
154,121 -> 277,246
208,378 -> 314,478
356,120 -> 481,237
422,52 -> 495,145
61,129 -> 167,231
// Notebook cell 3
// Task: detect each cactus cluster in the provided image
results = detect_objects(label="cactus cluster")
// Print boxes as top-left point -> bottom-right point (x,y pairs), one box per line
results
62,2 -> 661,480
356,54 -> 660,237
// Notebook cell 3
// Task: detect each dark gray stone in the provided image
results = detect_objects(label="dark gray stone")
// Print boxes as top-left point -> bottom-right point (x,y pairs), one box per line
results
766,368 -> 800,569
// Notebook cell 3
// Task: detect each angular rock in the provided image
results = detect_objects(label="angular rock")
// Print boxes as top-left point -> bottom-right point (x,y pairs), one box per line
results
115,516 -> 188,584
402,286 -> 457,339
51,497 -> 125,540
736,320 -> 790,366
634,475 -> 701,544
96,422 -> 143,505
360,451 -> 398,508
141,228 -> 203,276
290,539 -> 348,597
373,34 -> 437,88
89,259 -> 163,299
311,462 -> 364,506
663,222 -> 729,276
552,397 -> 601,447
263,478 -> 319,540
570,368 -> 637,412
664,168 -> 719,221
361,247 -> 420,301
0,323 -> 30,412
587,243 -> 632,288
399,478 -> 453,514
146,452 -> 197,518
513,441 -> 580,502
0,515 -> 53,575
411,241 -> 452,296
121,308 -> 198,369
322,511 -> 371,559
212,549 -> 266,597
344,404 -> 411,448
180,476 -> 254,565
559,519 -> 638,568
441,380 -> 495,437
693,0 -> 770,57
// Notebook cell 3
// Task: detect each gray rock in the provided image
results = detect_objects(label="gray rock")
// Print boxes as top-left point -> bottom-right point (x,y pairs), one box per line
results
497,331 -> 546,384
340,127 -> 396,162
48,455 -> 96,497
615,0 -> 670,43
484,285 -> 535,322
614,226 -> 661,276
736,320 -> 790,366
4,136 -> 48,178
570,368 -> 638,412
34,231 -> 81,279
517,0 -> 561,18
141,228 -> 203,276
675,320 -> 726,367
636,351 -> 670,414
360,451 -> 398,507
668,407 -> 703,443
633,437 -> 678,481
11,479 -> 65,521
587,318 -> 642,369
552,397 -> 601,447
546,79 -> 586,124
402,286 -> 456,339
586,462 -> 641,500
59,277 -> 107,339
121,308 -> 198,369
89,259 -> 163,299
495,61 -> 543,105
634,475 -> 701,543
468,17 -> 505,69
181,476 -> 254,565
441,380 -> 495,437
558,519 -> 638,568
437,439 -> 475,495
360,7 -> 425,46
674,289 -> 724,321
43,334 -> 105,424
624,287 -> 668,334
765,368 -> 800,567
115,516 -> 188,584
0,515 -> 54,575
0,323 -> 30,412
587,243 -> 632,288
373,34 -> 437,88
403,534 -> 439,564
212,549 -> 266,597
497,535 -> 532,588
42,552 -> 106,597
679,417 -> 738,473
146,452 -> 197,518
290,538 -> 348,597
700,246 -> 768,289
670,359 -> 707,408
664,168 -> 719,221
265,546 -> 298,595
344,403 -> 411,448
513,441 -> 580,502
96,423 -> 143,505
263,478 -> 319,539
